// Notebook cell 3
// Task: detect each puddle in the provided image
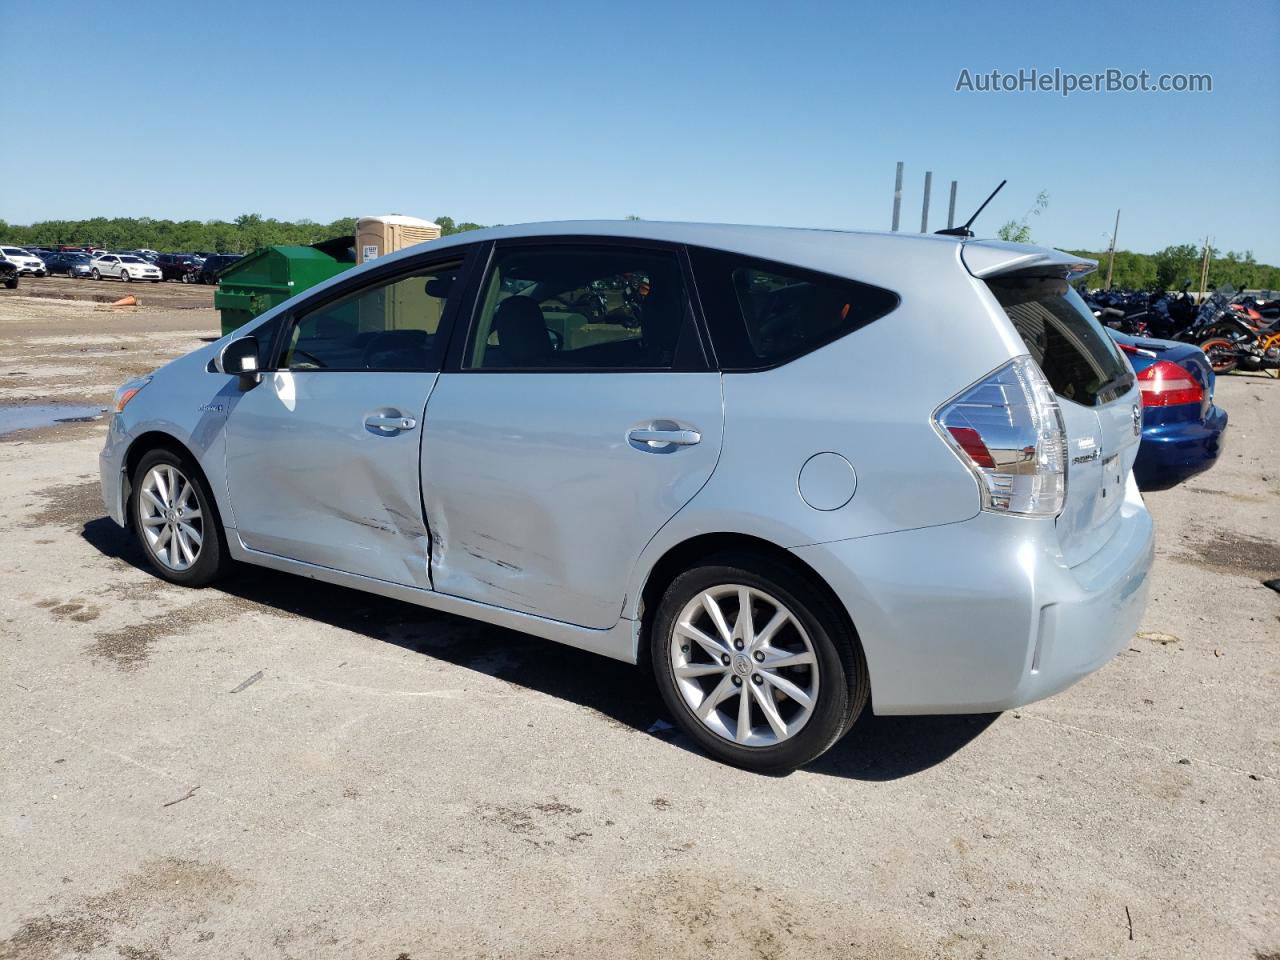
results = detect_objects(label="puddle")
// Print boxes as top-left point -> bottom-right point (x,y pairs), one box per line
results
0,403 -> 106,435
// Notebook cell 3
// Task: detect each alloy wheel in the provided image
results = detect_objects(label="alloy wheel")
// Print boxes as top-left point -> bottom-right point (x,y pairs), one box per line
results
138,464 -> 203,572
668,584 -> 819,747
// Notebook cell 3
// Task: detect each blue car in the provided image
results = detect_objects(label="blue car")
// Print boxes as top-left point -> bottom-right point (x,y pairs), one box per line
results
1107,329 -> 1228,490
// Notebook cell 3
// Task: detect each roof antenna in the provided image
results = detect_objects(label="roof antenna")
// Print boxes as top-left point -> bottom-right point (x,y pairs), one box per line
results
935,179 -> 1006,238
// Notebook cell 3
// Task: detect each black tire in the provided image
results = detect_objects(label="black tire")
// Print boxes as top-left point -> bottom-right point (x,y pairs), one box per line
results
129,447 -> 230,588
92,269 -> 101,280
120,270 -> 131,282
180,272 -> 191,284
1200,337 -> 1237,374
649,552 -> 868,773
4,277 -> 17,289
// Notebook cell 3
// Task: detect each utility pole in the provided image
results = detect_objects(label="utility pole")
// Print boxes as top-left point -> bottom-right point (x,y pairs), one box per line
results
947,181 -> 958,229
920,171 -> 932,233
1198,236 -> 1212,302
1104,209 -> 1120,290
891,162 -> 903,231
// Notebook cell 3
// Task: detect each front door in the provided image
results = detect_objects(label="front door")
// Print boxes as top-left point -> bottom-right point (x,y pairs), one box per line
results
422,240 -> 723,629
224,256 -> 468,587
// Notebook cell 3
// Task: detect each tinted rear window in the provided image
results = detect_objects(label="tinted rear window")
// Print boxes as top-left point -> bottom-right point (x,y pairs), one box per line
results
689,247 -> 899,369
987,276 -> 1132,407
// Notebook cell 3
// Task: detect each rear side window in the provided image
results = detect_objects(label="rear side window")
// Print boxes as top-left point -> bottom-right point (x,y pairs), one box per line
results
688,247 -> 899,369
987,276 -> 1132,407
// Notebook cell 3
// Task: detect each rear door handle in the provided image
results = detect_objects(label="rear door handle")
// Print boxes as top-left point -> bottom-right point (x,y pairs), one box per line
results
628,428 -> 701,447
364,413 -> 417,433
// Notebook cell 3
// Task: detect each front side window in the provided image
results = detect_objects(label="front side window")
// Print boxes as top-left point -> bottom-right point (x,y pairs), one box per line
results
688,247 -> 900,369
465,244 -> 694,370
282,260 -> 463,372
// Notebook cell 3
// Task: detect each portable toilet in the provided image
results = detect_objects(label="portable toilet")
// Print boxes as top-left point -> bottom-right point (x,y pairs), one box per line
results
356,215 -> 441,265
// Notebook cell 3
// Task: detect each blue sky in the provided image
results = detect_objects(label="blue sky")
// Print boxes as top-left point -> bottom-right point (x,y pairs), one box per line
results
3,0 -> 1277,260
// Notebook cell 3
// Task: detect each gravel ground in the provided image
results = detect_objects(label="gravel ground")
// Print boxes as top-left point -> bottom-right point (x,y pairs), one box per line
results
0,297 -> 1276,960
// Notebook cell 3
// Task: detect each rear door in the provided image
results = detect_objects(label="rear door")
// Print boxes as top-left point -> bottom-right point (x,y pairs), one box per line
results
421,239 -> 723,629
223,251 -> 475,587
985,273 -> 1140,565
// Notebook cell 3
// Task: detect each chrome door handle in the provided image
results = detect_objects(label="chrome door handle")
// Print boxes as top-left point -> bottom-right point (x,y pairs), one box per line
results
364,414 -> 417,432
628,428 -> 701,447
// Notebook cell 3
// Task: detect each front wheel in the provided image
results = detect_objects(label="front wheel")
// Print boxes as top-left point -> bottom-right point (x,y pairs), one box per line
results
130,448 -> 230,587
120,270 -> 130,282
4,277 -> 17,289
1200,337 -> 1237,374
92,269 -> 101,280
650,554 -> 868,773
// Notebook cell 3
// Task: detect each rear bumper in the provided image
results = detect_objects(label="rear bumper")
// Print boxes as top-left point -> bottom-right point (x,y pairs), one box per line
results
1133,405 -> 1228,490
790,478 -> 1154,715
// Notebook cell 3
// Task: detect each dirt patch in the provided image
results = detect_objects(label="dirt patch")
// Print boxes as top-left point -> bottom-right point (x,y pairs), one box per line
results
20,479 -> 106,529
0,857 -> 237,960
39,599 -> 101,624
1180,530 -> 1280,578
1189,487 -> 1275,504
85,596 -> 255,670
551,868 -> 919,960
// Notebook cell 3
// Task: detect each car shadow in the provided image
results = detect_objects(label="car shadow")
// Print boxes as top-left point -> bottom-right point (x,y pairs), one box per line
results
82,516 -> 998,781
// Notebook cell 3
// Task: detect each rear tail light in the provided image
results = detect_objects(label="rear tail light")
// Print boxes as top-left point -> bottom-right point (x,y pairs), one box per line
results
1136,360 -> 1203,407
933,356 -> 1067,517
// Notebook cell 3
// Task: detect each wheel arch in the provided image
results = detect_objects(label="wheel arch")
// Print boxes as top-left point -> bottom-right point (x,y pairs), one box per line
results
634,532 -> 861,672
122,430 -> 225,532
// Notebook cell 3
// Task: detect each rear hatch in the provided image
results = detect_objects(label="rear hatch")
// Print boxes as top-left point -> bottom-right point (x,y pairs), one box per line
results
965,243 -> 1141,567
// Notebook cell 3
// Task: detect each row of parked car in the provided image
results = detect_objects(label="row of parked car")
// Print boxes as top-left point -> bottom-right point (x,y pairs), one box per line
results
0,244 -> 243,285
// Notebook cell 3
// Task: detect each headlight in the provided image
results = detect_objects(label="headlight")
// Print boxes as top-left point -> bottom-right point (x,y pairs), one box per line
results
112,375 -> 152,413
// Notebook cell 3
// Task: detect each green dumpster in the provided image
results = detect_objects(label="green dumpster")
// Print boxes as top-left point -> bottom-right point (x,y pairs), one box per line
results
214,237 -> 356,335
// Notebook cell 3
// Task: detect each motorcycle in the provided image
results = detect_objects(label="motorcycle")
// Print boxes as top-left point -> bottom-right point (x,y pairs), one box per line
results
1193,288 -> 1280,376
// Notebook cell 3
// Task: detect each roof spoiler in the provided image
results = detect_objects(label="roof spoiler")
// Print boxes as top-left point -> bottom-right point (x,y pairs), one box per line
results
961,240 -> 1097,282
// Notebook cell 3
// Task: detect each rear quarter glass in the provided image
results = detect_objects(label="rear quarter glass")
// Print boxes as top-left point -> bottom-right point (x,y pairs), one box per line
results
688,246 -> 900,370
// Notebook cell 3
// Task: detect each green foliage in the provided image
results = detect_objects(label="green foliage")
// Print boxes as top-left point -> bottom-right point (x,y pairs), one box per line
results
996,190 -> 1049,244
1069,244 -> 1280,292
0,214 -> 486,253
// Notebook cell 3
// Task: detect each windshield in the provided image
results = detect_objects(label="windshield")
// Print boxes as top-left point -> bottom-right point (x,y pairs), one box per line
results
2,248 -> 27,257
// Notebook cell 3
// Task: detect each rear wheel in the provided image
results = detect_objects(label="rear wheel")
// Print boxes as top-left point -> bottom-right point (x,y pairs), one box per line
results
1200,337 -> 1237,374
130,448 -> 230,587
650,553 -> 867,773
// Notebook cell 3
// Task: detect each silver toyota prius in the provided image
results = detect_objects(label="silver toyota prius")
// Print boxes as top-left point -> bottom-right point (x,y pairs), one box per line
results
100,221 -> 1153,772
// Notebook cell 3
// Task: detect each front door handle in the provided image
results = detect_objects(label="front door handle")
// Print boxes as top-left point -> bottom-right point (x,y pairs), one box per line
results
628,427 -> 701,447
364,413 -> 417,433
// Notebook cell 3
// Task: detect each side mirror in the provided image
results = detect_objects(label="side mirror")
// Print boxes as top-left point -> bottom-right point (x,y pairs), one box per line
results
217,336 -> 262,387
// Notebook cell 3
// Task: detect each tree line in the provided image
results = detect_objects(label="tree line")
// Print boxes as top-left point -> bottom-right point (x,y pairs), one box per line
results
0,214 -> 487,255
1,215 -> 1276,293
1069,244 -> 1279,293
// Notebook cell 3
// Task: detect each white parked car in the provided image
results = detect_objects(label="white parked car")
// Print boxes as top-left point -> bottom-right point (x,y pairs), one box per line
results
1,246 -> 47,276
91,253 -> 162,282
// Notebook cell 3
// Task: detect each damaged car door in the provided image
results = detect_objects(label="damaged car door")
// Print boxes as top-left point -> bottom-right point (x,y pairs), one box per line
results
223,254 -> 471,587
421,239 -> 723,628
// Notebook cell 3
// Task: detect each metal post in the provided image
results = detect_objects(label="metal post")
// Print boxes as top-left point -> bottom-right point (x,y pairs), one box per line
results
1104,209 -> 1120,290
891,162 -> 903,232
947,181 -> 958,229
920,171 -> 932,233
